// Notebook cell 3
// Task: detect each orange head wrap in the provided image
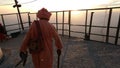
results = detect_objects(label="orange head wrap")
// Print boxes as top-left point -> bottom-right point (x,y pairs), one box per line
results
37,8 -> 51,20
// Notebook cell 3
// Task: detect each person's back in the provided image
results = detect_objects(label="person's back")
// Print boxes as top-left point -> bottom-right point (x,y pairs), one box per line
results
19,8 -> 63,68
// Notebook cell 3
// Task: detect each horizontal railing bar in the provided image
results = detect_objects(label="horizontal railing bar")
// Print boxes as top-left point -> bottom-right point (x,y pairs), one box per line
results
29,13 -> 37,14
50,7 -> 120,12
53,23 -> 118,29
24,26 -> 29,28
5,22 -> 29,27
58,28 -> 118,38
77,7 -> 120,11
52,23 -> 68,25
70,31 -> 85,34
7,28 -> 20,32
6,23 -> 19,27
0,12 -> 30,15
58,29 -> 69,31
90,33 -> 118,38
7,27 -> 29,32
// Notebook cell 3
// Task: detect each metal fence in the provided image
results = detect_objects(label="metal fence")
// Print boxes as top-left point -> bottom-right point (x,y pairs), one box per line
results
0,7 -> 120,45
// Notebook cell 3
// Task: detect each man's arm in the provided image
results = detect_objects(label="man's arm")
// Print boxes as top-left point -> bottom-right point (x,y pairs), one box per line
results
51,25 -> 63,50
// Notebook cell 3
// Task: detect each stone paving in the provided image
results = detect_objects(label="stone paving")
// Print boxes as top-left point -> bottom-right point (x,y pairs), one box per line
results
0,33 -> 120,68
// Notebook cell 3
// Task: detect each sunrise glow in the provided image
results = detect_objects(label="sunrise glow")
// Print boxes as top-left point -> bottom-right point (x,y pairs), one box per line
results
22,0 -> 113,11
0,0 -> 119,13
18,0 -> 112,11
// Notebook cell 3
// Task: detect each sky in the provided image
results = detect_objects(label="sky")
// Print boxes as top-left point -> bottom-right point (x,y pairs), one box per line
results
0,0 -> 120,14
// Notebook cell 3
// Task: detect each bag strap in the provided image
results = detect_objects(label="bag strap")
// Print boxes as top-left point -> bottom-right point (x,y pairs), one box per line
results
34,20 -> 44,50
34,20 -> 42,39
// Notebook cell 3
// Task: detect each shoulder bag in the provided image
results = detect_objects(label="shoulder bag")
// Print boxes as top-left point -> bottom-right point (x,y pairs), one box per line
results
28,20 -> 44,54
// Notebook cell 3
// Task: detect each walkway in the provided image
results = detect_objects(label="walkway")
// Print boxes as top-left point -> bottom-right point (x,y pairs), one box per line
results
0,32 -> 120,68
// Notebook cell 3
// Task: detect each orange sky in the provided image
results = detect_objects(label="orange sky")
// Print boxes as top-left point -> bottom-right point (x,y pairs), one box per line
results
0,0 -> 120,14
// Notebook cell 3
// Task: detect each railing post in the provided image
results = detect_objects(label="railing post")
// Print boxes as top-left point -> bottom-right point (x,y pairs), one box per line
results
88,12 -> 94,40
28,12 -> 31,27
84,10 -> 89,40
62,11 -> 65,36
115,14 -> 120,45
16,14 -> 21,31
106,8 -> 112,43
56,12 -> 58,31
68,11 -> 71,37
1,14 -> 7,34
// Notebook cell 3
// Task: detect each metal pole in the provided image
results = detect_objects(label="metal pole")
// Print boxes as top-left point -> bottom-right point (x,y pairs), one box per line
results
85,10 -> 88,34
115,14 -> 120,45
106,8 -> 112,43
88,12 -> 94,40
28,13 -> 31,27
68,11 -> 71,37
13,0 -> 24,30
62,11 -> 65,36
84,10 -> 89,40
56,12 -> 58,31
16,14 -> 21,31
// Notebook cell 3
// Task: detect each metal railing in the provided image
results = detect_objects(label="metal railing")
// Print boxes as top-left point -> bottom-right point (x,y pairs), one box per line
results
0,7 -> 120,45
0,12 -> 31,34
51,7 -> 120,45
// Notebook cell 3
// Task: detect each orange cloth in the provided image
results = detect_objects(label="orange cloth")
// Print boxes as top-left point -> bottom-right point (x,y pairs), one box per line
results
37,8 -> 51,20
20,8 -> 63,68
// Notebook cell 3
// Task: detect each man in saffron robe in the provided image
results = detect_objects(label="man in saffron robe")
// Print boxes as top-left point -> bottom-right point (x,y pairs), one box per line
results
20,8 -> 63,68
